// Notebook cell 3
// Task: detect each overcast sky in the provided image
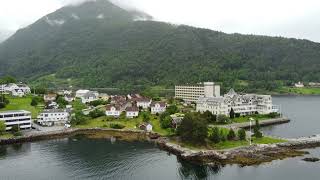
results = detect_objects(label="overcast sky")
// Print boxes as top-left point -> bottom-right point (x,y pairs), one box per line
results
1,0 -> 320,42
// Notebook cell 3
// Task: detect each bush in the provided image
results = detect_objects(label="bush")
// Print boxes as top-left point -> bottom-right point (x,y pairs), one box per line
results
268,112 -> 278,118
227,129 -> 236,140
109,123 -> 125,129
11,125 -> 20,133
166,105 -> 179,114
30,97 -> 38,106
220,129 -> 226,142
238,129 -> 246,140
201,111 -> 216,123
160,115 -> 172,129
210,127 -> 220,143
142,112 -> 150,123
216,115 -> 230,124
0,121 -> 6,135
89,100 -> 106,107
235,113 -> 241,118
89,109 -> 105,118
0,102 -> 5,109
253,126 -> 263,138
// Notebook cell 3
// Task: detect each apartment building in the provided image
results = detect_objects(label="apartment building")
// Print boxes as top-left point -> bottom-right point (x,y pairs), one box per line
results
175,82 -> 220,102
0,110 -> 32,130
37,109 -> 70,126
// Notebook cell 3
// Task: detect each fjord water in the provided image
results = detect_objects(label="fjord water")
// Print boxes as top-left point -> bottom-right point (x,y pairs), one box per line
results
1,96 -> 320,180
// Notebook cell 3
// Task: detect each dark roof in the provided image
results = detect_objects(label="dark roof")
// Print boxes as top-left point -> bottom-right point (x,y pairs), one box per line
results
106,104 -> 120,111
125,106 -> 139,112
151,102 -> 166,107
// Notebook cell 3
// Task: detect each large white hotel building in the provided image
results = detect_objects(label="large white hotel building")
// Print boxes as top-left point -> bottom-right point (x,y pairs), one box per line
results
0,110 -> 32,130
175,82 -> 221,102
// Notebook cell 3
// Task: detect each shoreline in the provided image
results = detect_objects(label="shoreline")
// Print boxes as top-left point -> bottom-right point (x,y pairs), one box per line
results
1,118 -> 319,166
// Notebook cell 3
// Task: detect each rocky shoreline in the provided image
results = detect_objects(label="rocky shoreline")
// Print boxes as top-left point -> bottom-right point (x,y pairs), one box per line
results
2,127 -> 320,166
156,135 -> 320,166
0,128 -> 158,145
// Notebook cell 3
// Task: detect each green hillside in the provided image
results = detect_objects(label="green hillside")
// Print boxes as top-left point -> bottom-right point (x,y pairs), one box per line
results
1,0 -> 320,93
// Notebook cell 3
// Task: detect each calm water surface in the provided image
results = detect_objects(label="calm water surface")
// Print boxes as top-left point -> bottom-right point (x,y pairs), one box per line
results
0,96 -> 320,180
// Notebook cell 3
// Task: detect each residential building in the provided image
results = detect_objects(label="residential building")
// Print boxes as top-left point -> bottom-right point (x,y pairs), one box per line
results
136,97 -> 152,109
294,82 -> 304,88
196,89 -> 279,116
105,105 -> 121,117
309,82 -> 320,87
125,106 -> 139,118
0,110 -> 32,130
98,93 -> 109,101
75,89 -> 90,98
175,82 -> 221,102
64,95 -> 74,102
81,91 -> 99,103
44,93 -> 57,102
57,90 -> 72,96
37,109 -> 70,126
1,83 -> 31,97
151,102 -> 166,114
139,123 -> 153,132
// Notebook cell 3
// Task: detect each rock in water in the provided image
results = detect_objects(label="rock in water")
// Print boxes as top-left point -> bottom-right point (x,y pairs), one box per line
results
302,157 -> 320,162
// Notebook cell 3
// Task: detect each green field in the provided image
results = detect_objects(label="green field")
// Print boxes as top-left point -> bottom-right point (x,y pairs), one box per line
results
75,114 -> 174,136
279,87 -> 320,95
232,114 -> 278,123
0,133 -> 14,139
0,96 -> 44,118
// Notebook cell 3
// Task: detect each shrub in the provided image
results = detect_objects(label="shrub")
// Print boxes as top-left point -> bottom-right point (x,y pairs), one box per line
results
253,126 -> 263,138
227,129 -> 236,140
30,97 -> 38,106
229,108 -> 235,119
0,121 -> 6,135
210,127 -> 220,143
109,123 -> 125,129
235,113 -> 241,118
89,109 -> 105,118
268,112 -> 278,118
238,129 -> 246,140
160,116 -> 172,129
11,125 -> 20,133
216,115 -> 230,124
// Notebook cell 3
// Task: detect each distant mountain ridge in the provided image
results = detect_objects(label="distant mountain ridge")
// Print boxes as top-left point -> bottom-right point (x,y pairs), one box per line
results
1,0 -> 320,91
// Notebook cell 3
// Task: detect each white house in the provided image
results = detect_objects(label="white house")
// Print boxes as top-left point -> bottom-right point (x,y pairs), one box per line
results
125,106 -> 139,118
75,89 -> 90,98
146,124 -> 153,132
37,109 -> 70,126
139,123 -> 153,132
294,82 -> 304,88
0,110 -> 32,130
136,98 -> 152,109
44,94 -> 57,102
106,105 -> 121,117
81,91 -> 99,103
3,83 -> 31,97
151,102 -> 166,114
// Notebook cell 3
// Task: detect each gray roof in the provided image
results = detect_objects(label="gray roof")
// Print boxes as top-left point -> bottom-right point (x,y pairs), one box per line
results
42,109 -> 68,113
0,110 -> 31,115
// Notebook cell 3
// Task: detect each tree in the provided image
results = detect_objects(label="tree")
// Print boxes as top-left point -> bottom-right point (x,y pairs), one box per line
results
142,112 -> 150,123
0,76 -> 16,84
238,129 -> 246,140
227,128 -> 236,140
253,119 -> 263,138
201,111 -> 216,123
210,127 -> 220,143
70,111 -> 88,125
166,105 -> 179,115
160,115 -> 172,129
235,113 -> 240,118
229,108 -> 235,119
0,95 -> 9,109
177,113 -> 208,143
89,100 -> 106,107
0,121 -> 6,135
30,97 -> 38,106
11,124 -> 21,136
56,96 -> 68,108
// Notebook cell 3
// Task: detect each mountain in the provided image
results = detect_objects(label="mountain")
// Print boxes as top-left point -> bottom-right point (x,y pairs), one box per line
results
1,0 -> 320,92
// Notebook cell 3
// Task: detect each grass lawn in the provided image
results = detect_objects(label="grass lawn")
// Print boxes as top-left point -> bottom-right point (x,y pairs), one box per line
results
0,133 -> 14,139
231,114 -> 279,123
279,87 -> 320,95
0,96 -> 44,118
75,114 -> 174,136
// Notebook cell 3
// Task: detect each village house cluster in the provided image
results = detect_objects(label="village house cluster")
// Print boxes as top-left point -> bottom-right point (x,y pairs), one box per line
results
106,94 -> 167,118
175,82 -> 279,116
0,83 -> 31,97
